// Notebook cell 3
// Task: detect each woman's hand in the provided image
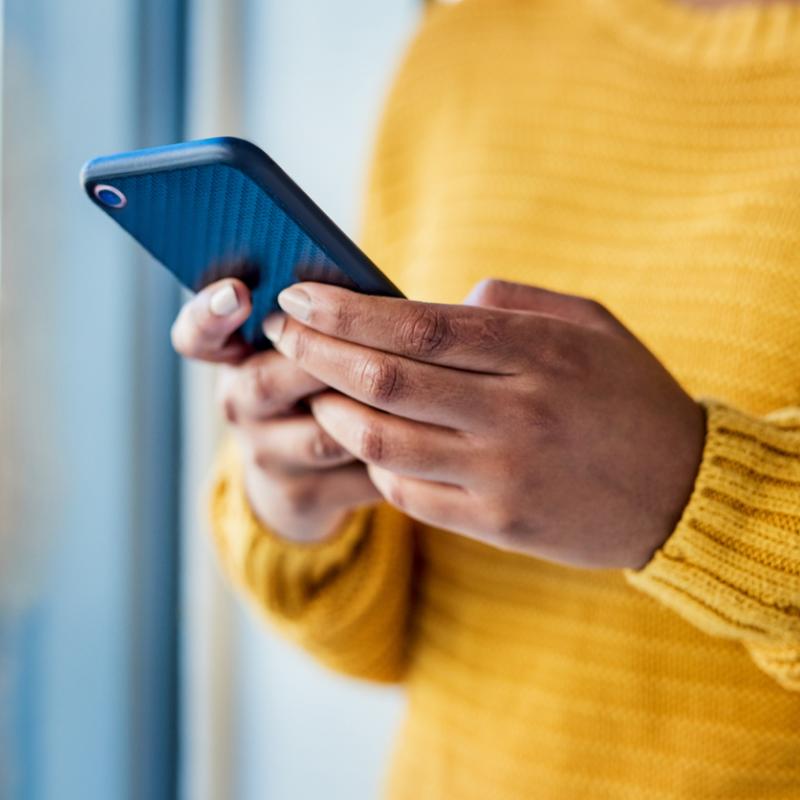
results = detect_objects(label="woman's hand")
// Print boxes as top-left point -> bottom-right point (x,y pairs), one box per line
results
264,278 -> 706,568
171,279 -> 380,541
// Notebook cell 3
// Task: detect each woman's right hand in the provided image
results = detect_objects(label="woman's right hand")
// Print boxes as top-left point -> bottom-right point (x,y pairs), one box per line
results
171,278 -> 381,542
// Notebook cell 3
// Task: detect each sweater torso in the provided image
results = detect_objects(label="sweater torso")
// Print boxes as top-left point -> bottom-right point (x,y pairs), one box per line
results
359,2 -> 800,797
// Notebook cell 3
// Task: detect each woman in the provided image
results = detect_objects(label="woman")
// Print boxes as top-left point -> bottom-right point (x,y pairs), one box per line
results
172,0 -> 800,797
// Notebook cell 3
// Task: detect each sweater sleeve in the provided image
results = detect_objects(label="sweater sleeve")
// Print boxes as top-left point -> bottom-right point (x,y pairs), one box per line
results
626,400 -> 800,690
208,438 -> 416,683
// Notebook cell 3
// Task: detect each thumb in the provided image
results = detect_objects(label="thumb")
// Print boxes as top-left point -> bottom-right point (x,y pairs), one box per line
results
464,278 -> 627,336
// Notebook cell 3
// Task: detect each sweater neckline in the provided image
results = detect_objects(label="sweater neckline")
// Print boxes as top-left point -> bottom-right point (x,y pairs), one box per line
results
587,0 -> 800,69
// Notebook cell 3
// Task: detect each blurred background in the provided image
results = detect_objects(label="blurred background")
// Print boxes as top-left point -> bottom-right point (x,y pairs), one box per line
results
0,1 -> 420,798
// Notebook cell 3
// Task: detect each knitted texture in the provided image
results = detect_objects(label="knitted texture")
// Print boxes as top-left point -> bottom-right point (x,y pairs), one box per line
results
211,439 -> 414,682
210,1 -> 800,797
627,401 -> 800,690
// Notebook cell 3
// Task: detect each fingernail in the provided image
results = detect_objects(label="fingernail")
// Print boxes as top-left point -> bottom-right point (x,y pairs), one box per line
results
209,284 -> 239,317
263,313 -> 286,344
277,287 -> 311,321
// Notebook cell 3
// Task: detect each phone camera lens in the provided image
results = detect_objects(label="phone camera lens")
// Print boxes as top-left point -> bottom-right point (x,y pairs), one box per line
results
94,184 -> 127,209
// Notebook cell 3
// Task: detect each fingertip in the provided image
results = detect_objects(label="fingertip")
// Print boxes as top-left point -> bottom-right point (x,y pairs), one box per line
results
281,281 -> 357,311
307,394 -> 337,428
291,281 -> 351,296
205,278 -> 251,317
262,312 -> 287,344
209,283 -> 239,317
190,280 -> 250,333
172,279 -> 253,360
463,278 -> 500,307
308,389 -> 346,415
277,286 -> 311,321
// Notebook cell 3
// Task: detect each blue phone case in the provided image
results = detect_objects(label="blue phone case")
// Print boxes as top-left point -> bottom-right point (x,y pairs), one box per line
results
81,137 -> 404,349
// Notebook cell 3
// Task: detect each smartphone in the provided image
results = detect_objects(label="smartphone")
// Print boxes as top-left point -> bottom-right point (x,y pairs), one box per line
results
81,136 -> 404,349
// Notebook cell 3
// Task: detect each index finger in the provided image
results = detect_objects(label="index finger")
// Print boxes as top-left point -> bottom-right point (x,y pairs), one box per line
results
275,283 -> 520,374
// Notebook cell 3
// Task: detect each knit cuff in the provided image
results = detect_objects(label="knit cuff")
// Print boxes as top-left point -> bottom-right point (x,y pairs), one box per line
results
625,401 -> 800,646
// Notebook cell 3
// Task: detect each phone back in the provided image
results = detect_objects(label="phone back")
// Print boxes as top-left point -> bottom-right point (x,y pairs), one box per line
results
82,138 -> 402,349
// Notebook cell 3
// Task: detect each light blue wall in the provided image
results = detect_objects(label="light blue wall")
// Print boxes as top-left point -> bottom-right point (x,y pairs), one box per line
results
1,1 -> 146,798
229,3 -> 420,799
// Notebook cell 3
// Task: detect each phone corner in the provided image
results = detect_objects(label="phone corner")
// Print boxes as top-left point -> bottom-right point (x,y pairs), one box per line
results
204,136 -> 271,171
78,158 -> 98,196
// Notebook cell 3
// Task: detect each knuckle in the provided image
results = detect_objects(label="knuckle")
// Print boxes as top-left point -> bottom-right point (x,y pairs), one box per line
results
581,298 -> 627,337
514,391 -> 560,436
332,302 -> 356,339
246,361 -> 275,404
581,297 -> 618,328
487,502 -> 523,547
470,278 -> 505,307
223,398 -> 239,425
358,355 -> 403,404
543,331 -> 590,380
539,349 -> 566,377
476,313 -> 511,353
583,298 -> 610,318
290,326 -> 311,363
398,306 -> 452,358
529,403 -> 560,434
358,421 -> 387,463
216,383 -> 239,425
530,321 -> 575,375
283,479 -> 321,515
498,389 -> 561,446
251,443 -> 276,474
308,430 -> 344,462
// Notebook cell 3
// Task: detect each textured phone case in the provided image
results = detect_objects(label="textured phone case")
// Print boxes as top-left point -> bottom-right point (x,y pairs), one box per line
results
82,138 -> 403,349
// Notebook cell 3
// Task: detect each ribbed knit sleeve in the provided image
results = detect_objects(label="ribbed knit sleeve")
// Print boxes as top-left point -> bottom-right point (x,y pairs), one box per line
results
209,438 -> 416,683
626,401 -> 800,690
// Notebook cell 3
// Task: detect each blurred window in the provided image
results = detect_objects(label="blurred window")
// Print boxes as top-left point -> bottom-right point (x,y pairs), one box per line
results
0,1 -> 184,798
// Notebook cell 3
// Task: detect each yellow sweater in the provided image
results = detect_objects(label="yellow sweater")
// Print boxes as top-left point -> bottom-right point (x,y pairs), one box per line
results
211,1 -> 800,797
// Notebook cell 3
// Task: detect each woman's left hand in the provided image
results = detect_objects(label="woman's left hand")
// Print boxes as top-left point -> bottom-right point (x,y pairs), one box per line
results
263,278 -> 706,569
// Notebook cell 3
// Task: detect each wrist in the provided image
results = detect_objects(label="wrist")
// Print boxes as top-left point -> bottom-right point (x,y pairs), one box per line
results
631,398 -> 707,570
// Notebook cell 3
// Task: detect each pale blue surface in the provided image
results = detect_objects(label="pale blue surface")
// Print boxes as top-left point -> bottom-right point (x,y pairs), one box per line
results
3,2 -> 136,796
1,1 -> 180,798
